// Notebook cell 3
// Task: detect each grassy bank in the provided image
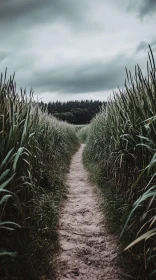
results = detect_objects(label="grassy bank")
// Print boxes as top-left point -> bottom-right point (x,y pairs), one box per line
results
83,48 -> 156,279
0,71 -> 79,279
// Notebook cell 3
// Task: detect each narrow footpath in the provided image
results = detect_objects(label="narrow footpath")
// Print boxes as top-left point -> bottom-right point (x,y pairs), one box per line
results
56,145 -> 122,280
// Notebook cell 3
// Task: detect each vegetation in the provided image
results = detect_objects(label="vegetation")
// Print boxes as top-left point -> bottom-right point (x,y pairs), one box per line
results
77,125 -> 90,143
0,71 -> 79,280
83,47 -> 156,279
39,100 -> 103,124
1,46 -> 156,279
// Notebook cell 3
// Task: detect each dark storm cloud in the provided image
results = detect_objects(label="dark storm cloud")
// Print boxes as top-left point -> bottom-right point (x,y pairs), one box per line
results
136,38 -> 156,53
0,0 -> 89,29
127,0 -> 156,18
27,54 -> 141,94
138,0 -> 156,17
0,0 -> 155,101
0,0 -> 94,86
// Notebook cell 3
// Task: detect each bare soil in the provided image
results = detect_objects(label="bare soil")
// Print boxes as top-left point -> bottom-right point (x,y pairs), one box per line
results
56,145 -> 122,280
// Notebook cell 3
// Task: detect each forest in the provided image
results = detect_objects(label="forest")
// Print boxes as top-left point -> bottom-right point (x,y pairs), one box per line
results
39,100 -> 104,124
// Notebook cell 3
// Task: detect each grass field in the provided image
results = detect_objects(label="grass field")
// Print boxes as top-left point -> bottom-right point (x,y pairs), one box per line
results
0,71 -> 79,280
1,47 -> 156,279
83,47 -> 156,279
77,125 -> 89,143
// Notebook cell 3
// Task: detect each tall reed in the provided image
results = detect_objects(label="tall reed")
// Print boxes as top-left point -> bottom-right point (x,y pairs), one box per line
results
0,71 -> 79,279
83,47 -> 156,278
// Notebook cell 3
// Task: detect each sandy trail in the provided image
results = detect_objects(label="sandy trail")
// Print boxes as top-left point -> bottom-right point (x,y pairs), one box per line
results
56,145 -> 122,280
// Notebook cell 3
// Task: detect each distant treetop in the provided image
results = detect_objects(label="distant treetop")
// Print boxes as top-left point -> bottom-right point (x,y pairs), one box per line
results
39,100 -> 106,124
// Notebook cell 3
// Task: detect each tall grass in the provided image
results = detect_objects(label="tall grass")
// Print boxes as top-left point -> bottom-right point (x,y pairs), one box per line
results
83,47 -> 156,279
0,71 -> 79,279
77,125 -> 89,143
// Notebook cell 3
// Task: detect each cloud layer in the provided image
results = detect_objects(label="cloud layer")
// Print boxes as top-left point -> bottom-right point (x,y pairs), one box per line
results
0,0 -> 155,101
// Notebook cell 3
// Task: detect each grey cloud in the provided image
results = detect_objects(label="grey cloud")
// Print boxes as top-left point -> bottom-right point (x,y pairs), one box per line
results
26,54 -> 145,95
136,38 -> 156,53
0,50 -> 7,62
138,0 -> 156,17
136,41 -> 148,53
0,0 -> 155,102
0,0 -> 91,29
127,0 -> 156,18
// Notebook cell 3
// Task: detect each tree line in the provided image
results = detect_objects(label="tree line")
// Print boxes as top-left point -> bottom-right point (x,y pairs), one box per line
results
39,100 -> 105,124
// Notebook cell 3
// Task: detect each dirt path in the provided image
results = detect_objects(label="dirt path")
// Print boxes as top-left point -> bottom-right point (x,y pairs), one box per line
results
56,145 -> 122,280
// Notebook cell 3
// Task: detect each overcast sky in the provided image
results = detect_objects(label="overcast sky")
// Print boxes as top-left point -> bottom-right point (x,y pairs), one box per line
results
0,0 -> 156,102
